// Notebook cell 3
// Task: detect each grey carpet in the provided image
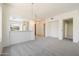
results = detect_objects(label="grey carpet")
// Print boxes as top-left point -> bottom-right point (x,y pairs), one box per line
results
2,37 -> 79,56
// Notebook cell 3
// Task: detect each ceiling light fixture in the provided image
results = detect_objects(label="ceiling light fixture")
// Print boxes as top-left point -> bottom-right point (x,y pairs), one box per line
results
32,3 -> 39,21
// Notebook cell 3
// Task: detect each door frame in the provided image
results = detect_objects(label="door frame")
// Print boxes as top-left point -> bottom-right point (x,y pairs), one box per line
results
34,22 -> 45,37
63,18 -> 73,40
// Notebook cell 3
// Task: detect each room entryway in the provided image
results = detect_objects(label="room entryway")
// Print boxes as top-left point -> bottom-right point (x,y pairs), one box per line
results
35,21 -> 45,38
63,18 -> 73,41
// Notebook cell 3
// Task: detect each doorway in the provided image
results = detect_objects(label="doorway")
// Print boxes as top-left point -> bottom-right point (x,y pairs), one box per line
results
63,18 -> 73,41
35,21 -> 45,38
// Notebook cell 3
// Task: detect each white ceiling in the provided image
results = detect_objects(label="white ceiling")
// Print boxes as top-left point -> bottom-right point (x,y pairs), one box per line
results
5,3 -> 79,20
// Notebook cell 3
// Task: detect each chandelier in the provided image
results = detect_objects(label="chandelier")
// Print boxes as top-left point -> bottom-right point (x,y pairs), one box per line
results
32,3 -> 39,21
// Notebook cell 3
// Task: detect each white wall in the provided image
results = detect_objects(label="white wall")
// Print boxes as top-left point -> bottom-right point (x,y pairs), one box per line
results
0,6 -> 2,42
67,20 -> 73,39
29,21 -> 35,31
46,20 -> 58,38
0,6 -> 2,54
2,5 -> 10,47
64,21 -> 68,38
73,14 -> 79,43
46,10 -> 79,43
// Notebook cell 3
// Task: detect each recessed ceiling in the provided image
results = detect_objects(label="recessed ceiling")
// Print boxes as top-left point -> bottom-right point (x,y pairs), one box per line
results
4,3 -> 79,20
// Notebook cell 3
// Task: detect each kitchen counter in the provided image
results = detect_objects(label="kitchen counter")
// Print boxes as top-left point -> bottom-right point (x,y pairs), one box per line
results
9,31 -> 35,46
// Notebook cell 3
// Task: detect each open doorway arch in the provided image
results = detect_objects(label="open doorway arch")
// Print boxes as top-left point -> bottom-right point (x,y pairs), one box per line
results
34,21 -> 45,38
63,18 -> 73,41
